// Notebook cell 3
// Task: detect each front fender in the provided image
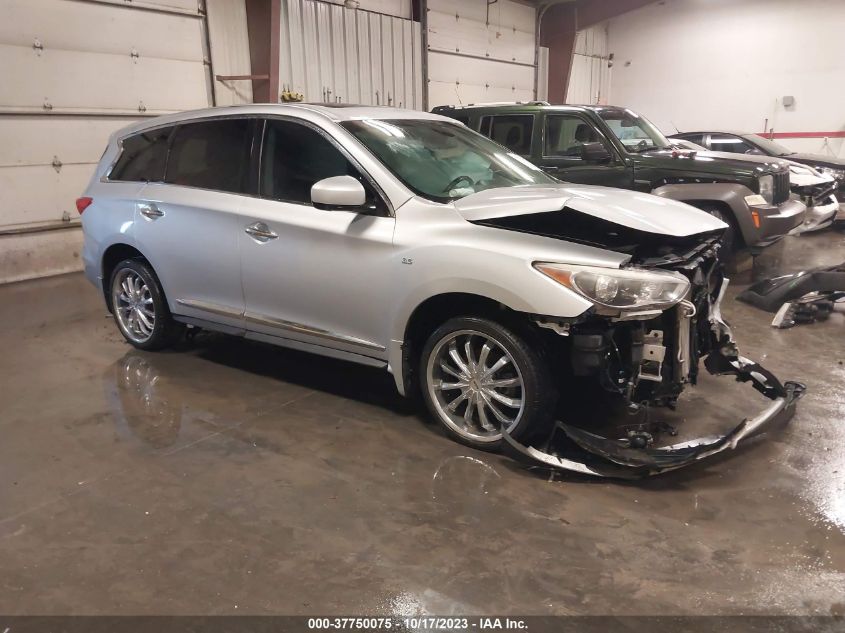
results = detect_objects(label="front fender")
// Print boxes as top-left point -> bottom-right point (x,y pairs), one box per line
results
386,273 -> 593,396
650,182 -> 758,245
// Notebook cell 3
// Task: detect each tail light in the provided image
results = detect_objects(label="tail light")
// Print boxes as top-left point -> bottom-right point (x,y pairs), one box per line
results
76,197 -> 93,214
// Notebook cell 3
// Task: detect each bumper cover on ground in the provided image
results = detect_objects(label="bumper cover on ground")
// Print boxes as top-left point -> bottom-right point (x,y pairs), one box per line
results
501,279 -> 807,478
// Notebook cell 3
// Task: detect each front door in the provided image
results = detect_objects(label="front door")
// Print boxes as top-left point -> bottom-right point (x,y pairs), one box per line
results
238,118 -> 395,359
537,113 -> 633,188
133,117 -> 255,328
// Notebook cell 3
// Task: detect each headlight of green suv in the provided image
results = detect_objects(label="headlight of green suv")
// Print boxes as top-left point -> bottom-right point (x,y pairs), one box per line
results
534,263 -> 690,312
758,174 -> 774,204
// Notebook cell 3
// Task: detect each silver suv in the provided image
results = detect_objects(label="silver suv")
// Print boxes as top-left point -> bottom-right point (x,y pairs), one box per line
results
80,105 -> 803,477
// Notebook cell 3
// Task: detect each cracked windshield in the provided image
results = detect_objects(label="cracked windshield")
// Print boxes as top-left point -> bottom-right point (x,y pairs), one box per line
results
342,118 -> 555,202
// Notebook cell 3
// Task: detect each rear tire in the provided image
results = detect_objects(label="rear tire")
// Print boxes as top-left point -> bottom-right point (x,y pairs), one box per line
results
419,316 -> 557,451
109,259 -> 182,351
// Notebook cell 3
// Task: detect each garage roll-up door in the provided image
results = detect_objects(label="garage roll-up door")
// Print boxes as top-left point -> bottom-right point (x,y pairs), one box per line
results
426,0 -> 536,108
0,0 -> 212,230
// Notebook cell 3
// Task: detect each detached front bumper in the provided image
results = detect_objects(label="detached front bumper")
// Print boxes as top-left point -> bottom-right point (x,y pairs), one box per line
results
501,280 -> 806,478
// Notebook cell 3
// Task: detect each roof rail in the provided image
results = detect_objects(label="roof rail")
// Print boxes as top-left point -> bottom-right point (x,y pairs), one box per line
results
433,101 -> 550,110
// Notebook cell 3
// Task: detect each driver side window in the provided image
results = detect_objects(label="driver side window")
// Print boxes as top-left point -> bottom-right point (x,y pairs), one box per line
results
260,119 -> 386,214
544,115 -> 601,158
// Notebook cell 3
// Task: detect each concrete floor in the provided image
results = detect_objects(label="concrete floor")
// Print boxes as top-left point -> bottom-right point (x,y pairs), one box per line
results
1,229 -> 843,617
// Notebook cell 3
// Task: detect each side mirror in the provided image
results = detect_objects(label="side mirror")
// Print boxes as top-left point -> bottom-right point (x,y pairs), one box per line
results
311,175 -> 366,210
580,142 -> 612,163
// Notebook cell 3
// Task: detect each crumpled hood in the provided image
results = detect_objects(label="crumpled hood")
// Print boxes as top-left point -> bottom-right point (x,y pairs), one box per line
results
453,184 -> 727,237
784,153 -> 845,171
786,160 -> 836,187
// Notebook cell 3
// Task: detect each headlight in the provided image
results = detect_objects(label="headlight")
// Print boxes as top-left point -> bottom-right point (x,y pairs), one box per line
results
819,166 -> 845,181
534,263 -> 690,312
758,174 -> 774,204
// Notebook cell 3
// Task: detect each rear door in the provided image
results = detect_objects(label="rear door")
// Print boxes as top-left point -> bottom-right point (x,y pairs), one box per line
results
537,112 -> 633,187
133,117 -> 255,329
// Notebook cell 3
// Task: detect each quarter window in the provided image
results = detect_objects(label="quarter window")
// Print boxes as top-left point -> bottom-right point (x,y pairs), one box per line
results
545,115 -> 602,158
165,119 -> 252,193
479,115 -> 534,155
110,127 -> 173,182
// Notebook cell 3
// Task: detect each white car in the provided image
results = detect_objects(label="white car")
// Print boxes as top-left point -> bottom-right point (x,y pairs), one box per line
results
785,161 -> 839,233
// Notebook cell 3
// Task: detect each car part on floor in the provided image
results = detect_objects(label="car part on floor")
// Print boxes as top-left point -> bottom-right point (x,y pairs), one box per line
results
497,277 -> 806,478
736,262 -> 845,312
771,292 -> 845,329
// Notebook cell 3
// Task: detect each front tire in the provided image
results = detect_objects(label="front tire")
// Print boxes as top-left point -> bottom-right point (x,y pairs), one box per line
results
698,204 -> 739,253
419,316 -> 557,451
109,259 -> 181,350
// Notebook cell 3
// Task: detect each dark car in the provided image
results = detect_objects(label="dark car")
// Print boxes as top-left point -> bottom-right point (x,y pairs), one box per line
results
433,103 -> 806,252
670,130 -> 844,226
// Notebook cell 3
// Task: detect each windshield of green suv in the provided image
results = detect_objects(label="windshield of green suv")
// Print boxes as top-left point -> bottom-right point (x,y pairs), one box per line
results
744,134 -> 795,156
341,119 -> 556,202
598,109 -> 671,153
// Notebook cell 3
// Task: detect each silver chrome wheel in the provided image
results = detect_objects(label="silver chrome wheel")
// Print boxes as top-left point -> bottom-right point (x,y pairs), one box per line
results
425,329 -> 525,443
112,269 -> 156,344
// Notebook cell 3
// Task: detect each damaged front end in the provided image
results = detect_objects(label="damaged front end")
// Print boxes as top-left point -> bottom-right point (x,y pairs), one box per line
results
482,211 -> 806,477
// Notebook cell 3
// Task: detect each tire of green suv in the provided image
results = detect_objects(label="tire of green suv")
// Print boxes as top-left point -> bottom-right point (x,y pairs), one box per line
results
698,204 -> 739,253
109,258 -> 182,351
419,316 -> 558,451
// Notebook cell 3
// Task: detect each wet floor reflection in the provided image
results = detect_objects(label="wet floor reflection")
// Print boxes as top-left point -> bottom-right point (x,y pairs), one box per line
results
106,353 -> 185,449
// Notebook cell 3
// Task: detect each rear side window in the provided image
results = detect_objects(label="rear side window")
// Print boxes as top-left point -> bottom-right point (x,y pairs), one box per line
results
479,115 -> 534,155
110,127 -> 173,182
677,133 -> 705,145
165,119 -> 252,193
709,134 -> 756,155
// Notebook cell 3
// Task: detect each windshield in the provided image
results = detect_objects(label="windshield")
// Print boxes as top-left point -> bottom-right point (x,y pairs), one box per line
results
341,119 -> 556,202
598,109 -> 671,153
744,134 -> 794,156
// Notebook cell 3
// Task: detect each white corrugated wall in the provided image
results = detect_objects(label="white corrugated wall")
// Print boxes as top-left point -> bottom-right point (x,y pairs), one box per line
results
426,0 -> 537,108
278,0 -> 422,108
565,24 -> 611,105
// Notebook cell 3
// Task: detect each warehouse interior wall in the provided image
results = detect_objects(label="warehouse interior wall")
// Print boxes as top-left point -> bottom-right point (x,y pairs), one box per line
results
605,0 -> 845,157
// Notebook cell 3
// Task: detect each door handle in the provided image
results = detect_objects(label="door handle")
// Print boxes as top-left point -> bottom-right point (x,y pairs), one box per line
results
139,203 -> 164,220
539,165 -> 558,172
245,221 -> 278,242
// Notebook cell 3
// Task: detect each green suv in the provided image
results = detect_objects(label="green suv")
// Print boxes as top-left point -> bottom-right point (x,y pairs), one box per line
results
432,103 -> 806,251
